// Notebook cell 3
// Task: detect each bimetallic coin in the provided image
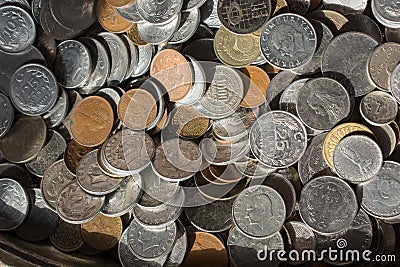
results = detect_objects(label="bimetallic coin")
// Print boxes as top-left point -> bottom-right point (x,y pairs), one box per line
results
49,0 -> 96,30
0,178 -> 29,231
260,13 -> 317,70
323,0 -> 367,14
10,63 -> 58,116
136,0 -> 182,24
233,185 -> 286,238
284,221 -> 316,265
81,213 -> 123,251
299,176 -> 358,234
0,93 -> 13,138
97,0 -> 132,33
0,5 -> 35,53
372,0 -> 400,28
50,219 -> 84,252
360,91 -> 398,126
170,8 -> 200,44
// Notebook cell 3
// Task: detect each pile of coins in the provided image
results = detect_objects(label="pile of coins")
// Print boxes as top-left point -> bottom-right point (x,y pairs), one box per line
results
1,0 -> 400,266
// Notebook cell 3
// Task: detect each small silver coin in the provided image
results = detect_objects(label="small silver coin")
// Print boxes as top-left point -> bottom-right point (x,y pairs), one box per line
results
170,9 -> 200,44
15,188 -> 58,242
132,44 -> 154,77
43,87 -> 69,128
138,15 -> 180,45
360,91 -> 398,126
53,40 -> 92,89
284,221 -> 316,265
0,178 -> 29,231
260,13 -> 317,70
116,1 -> 144,23
323,0 -> 367,14
164,219 -> 187,267
0,5 -> 36,53
127,218 -> 177,259
50,219 -> 84,252
0,92 -> 13,138
346,14 -> 382,44
136,0 -> 182,24
299,176 -> 358,234
10,63 -> 58,116
0,163 -> 32,188
233,185 -> 286,238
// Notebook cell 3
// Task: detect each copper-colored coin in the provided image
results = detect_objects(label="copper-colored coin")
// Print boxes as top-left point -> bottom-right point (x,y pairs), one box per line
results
80,213 -> 123,251
106,0 -> 131,7
118,89 -> 157,130
64,140 -> 93,175
97,0 -> 132,33
182,231 -> 228,267
240,66 -> 270,108
126,24 -> 148,46
172,105 -> 209,139
70,96 -> 114,147
150,49 -> 193,102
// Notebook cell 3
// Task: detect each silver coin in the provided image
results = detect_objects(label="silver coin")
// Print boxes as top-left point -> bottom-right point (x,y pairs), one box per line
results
122,35 -> 138,79
53,40 -> 92,89
284,221 -> 316,265
76,150 -> 122,196
31,0 -> 44,24
102,174 -> 142,217
25,130 -> 66,177
115,1 -> 144,23
41,159 -> 75,211
10,63 -> 58,116
360,91 -> 398,126
200,0 -> 221,28
43,87 -> 69,128
390,62 -> 400,104
266,70 -> 298,110
0,178 -> 29,231
177,56 -> 206,105
250,111 -> 307,168
0,0 -> 30,10
346,14 -> 382,44
138,15 -> 180,45
50,219 -> 84,252
292,20 -> 334,75
57,180 -> 105,224
98,32 -> 129,85
299,175 -> 358,234
260,13 -> 317,70
323,0 -> 367,14
279,78 -> 309,115
127,218 -> 177,259
15,188 -> 58,242
358,161 -> 400,219
228,227 -> 284,267
164,219 -> 187,267
297,78 -> 351,131
0,92 -> 13,138
372,0 -> 400,28
136,0 -> 182,24
0,5 -> 35,53
333,135 -> 383,183
233,185 -> 286,238
132,44 -> 154,77
287,0 -> 310,15
196,64 -> 244,119
185,197 -> 233,233
170,9 -> 200,44
96,87 -> 121,120
322,32 -> 379,97
0,163 -> 32,188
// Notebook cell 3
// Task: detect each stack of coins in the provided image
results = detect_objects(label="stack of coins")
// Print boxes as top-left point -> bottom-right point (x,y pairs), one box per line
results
1,0 -> 400,266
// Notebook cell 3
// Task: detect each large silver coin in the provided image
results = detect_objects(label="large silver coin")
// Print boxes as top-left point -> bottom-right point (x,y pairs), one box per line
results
260,13 -> 317,70
116,1 -> 144,23
0,92 -> 13,138
358,161 -> 400,219
10,63 -> 58,116
137,15 -> 180,45
0,5 -> 35,53
0,178 -> 29,231
233,185 -> 286,238
323,0 -> 367,14
360,91 -> 398,126
250,111 -> 307,168
136,0 -> 182,24
299,176 -> 358,234
372,0 -> 400,28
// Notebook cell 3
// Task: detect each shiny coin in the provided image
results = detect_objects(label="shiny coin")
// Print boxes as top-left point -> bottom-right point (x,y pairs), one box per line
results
122,34 -> 138,79
170,8 -> 200,44
43,87 -> 69,128
360,91 -> 398,126
0,0 -> 30,9
97,0 -> 132,33
266,70 -> 298,110
164,219 -> 187,267
137,14 -> 180,45
285,221 -> 316,265
64,140 -> 93,176
116,1 -> 144,23
391,62 -> 400,104
49,0 -> 96,30
0,92 -> 13,138
279,78 -> 309,115
131,44 -> 154,77
136,0 -> 182,24
240,66 -> 269,108
260,13 -> 317,70
50,219 -> 84,252
200,0 -> 221,29
0,163 -> 32,188
171,105 -> 209,139
372,0 -> 400,28
299,175 -> 358,234
323,0 -> 367,14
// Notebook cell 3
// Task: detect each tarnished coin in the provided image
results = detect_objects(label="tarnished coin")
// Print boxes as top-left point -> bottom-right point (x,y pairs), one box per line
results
170,8 -> 200,44
287,0 -> 310,15
54,40 -> 92,89
171,105 -> 209,139
182,38 -> 219,62
217,0 -> 271,34
323,0 -> 367,14
0,178 -> 29,231
368,42 -> 400,91
386,27 -> 400,43
0,93 -> 13,138
70,96 -> 114,147
0,115 -> 47,163
346,14 -> 382,44
322,32 -> 378,97
33,29 -> 56,66
358,161 -> 400,219
333,135 -> 383,183
297,78 -> 351,131
266,70 -> 298,110
195,172 -> 247,200
307,9 -> 351,35
49,0 -> 96,30
233,185 -> 286,238
0,163 -> 32,188
50,219 -> 84,252
127,218 -> 177,259
228,227 -> 284,267
360,91 -> 398,126
64,140 -> 93,176
57,180 -> 105,224
214,26 -> 260,68
299,176 -> 358,234
250,111 -> 307,168
0,0 -> 30,9
372,0 -> 400,28
234,154 -> 276,179
10,63 -> 58,116
81,213 -> 123,251
0,5 -> 35,53
260,13 -> 317,70
97,0 -> 132,33
284,221 -> 316,265
76,150 -> 122,195
43,87 -> 69,128
240,66 -> 269,108
370,124 -> 397,159
116,1 -> 144,23
15,188 -> 58,242
150,49 -> 192,102
136,0 -> 182,24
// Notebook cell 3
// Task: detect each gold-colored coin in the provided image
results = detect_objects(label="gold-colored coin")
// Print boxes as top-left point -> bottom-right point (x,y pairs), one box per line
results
80,214 -> 123,251
272,0 -> 289,15
97,0 -> 132,33
172,105 -> 209,139
322,123 -> 373,169
126,24 -> 148,46
214,26 -> 260,68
